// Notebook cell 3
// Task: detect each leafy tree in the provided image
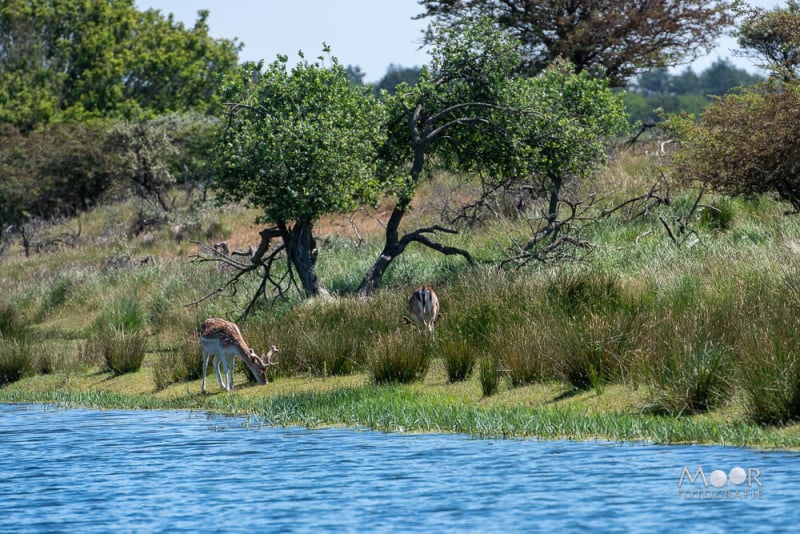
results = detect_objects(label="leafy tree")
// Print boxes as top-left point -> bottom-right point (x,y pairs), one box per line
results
670,68 -> 703,95
499,62 -> 628,241
0,121 -> 113,228
636,68 -> 673,96
0,0 -> 240,130
737,0 -> 800,82
357,19 -> 627,294
356,18 -> 521,296
210,54 -> 390,300
416,0 -> 733,86
625,60 -> 764,124
345,65 -> 367,87
668,83 -> 800,212
105,120 -> 179,212
699,59 -> 764,95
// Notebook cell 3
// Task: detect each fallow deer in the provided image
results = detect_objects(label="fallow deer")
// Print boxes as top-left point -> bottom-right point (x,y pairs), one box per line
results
405,286 -> 440,333
199,318 -> 278,392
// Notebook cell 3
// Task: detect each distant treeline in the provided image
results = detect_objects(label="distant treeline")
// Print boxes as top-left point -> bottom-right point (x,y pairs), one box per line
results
348,58 -> 765,125
624,59 -> 764,124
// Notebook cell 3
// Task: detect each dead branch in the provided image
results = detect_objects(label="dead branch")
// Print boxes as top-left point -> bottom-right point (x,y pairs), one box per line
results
398,224 -> 475,264
186,234 -> 290,315
501,194 -> 598,269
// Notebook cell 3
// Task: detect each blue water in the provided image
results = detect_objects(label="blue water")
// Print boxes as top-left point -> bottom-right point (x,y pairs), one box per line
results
0,404 -> 797,533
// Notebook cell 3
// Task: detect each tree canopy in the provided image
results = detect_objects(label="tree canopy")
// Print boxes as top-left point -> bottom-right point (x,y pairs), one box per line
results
416,0 -> 734,86
668,2 -> 800,213
211,53 -> 391,298
0,0 -> 241,130
736,0 -> 800,82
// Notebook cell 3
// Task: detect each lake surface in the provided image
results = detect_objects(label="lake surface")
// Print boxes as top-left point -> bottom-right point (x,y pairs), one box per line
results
1,403 -> 797,532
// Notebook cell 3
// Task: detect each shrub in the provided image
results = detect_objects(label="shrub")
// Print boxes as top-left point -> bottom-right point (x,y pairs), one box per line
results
369,331 -> 432,385
550,312 -> 639,390
0,302 -> 31,341
646,322 -> 732,415
94,327 -> 148,375
698,198 -> 734,231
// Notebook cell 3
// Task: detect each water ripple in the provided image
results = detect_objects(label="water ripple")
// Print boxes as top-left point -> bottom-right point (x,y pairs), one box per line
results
0,404 -> 796,532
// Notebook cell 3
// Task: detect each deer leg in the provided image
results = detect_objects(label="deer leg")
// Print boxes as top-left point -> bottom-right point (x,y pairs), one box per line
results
225,354 -> 235,391
202,351 -> 210,393
213,354 -> 227,391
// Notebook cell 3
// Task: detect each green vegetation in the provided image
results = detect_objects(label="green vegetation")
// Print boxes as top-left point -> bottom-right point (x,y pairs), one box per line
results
2,145 -> 800,448
3,1 -> 800,450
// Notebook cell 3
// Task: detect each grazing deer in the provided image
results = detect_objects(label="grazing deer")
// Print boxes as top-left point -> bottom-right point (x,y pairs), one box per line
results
405,286 -> 440,333
199,318 -> 278,392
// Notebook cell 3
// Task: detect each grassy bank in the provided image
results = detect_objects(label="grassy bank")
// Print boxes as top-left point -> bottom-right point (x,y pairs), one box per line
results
3,361 -> 799,448
2,148 -> 800,447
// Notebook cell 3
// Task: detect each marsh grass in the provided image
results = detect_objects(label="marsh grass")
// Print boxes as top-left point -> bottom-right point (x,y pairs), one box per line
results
479,354 -> 500,397
737,304 -> 800,425
437,335 -> 478,382
0,338 -> 37,384
91,327 -> 148,375
94,294 -> 149,334
369,330 -> 432,384
4,151 -> 800,443
152,332 -> 201,390
0,302 -> 31,341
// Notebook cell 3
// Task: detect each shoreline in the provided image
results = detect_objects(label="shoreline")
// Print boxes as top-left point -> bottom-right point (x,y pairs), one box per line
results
3,362 -> 799,450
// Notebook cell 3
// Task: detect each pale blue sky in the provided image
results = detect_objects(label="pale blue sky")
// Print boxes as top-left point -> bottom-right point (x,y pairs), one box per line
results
136,1 -> 784,82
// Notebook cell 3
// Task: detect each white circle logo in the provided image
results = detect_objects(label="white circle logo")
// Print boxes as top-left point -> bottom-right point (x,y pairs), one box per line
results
729,467 -> 747,485
710,470 -> 728,488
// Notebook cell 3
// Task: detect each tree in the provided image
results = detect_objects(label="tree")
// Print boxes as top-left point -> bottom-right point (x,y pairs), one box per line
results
105,120 -> 179,212
416,0 -> 733,86
356,19 -> 627,294
345,65 -> 367,86
699,59 -> 764,95
736,0 -> 800,82
0,0 -> 240,130
356,19 -> 522,296
668,82 -> 800,213
498,62 -> 629,264
0,122 -> 113,229
667,3 -> 800,213
210,53 -> 390,301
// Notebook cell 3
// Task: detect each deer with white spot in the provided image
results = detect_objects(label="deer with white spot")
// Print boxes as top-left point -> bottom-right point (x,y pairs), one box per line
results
199,318 -> 278,392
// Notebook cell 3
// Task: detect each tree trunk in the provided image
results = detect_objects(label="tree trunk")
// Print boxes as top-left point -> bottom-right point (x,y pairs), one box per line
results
356,196 -> 411,298
278,219 -> 329,298
357,122 -> 426,298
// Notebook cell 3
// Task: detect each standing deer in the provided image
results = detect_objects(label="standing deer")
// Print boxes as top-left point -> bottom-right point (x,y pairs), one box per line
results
199,318 -> 278,392
405,286 -> 440,333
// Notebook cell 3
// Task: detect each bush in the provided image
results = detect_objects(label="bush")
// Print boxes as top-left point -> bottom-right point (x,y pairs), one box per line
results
369,331 -> 432,385
739,320 -> 800,425
646,325 -> 732,415
550,312 -> 638,391
93,327 -> 148,375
